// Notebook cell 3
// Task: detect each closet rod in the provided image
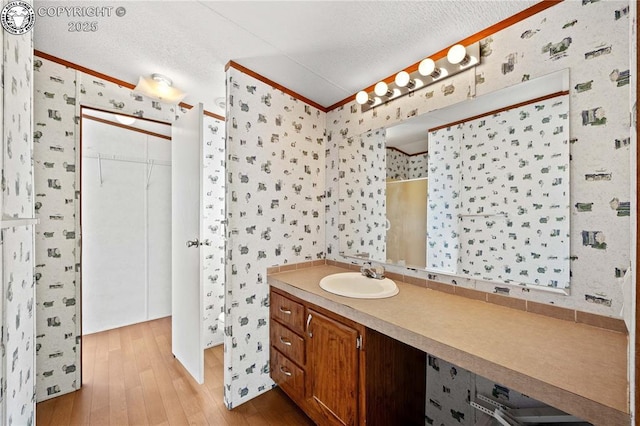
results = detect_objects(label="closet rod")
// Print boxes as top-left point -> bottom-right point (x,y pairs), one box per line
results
83,153 -> 171,166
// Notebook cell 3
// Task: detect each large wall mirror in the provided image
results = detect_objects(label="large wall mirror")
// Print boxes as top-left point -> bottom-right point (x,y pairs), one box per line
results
338,69 -> 571,293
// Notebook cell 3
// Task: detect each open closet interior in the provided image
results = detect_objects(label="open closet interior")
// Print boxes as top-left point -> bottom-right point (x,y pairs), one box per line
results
80,108 -> 172,334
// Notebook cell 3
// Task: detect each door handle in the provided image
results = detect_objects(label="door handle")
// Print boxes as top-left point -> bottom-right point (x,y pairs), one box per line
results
186,238 -> 199,248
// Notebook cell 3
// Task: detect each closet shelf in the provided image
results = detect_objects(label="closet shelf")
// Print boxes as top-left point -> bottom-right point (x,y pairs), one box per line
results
1,217 -> 39,229
82,153 -> 171,166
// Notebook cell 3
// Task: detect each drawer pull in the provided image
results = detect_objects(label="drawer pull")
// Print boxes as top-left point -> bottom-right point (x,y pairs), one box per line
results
279,306 -> 292,315
279,366 -> 292,377
279,336 -> 292,346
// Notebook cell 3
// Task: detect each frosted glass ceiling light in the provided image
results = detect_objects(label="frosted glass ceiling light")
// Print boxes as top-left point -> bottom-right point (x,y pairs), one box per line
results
418,58 -> 441,79
134,73 -> 187,103
374,81 -> 393,98
447,44 -> 471,66
114,113 -> 136,125
356,90 -> 374,105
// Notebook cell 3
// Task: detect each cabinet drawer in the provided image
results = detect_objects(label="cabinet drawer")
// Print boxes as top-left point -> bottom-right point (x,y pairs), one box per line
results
270,320 -> 305,366
270,291 -> 305,333
270,347 -> 305,400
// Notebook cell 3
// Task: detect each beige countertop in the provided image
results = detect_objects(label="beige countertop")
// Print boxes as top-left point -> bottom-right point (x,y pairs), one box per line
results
268,265 -> 629,426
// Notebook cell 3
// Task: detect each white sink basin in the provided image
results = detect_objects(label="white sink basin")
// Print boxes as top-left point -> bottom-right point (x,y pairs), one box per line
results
319,272 -> 399,299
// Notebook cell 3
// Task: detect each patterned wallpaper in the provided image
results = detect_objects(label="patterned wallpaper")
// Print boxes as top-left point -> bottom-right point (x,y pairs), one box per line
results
0,2 -> 35,425
202,115 -> 226,348
26,0 -> 634,419
224,68 -> 326,408
326,0 -> 632,316
428,95 -> 570,289
386,149 -> 428,181
2,13 -> 36,424
339,129 -> 386,260
425,355 -> 547,425
33,56 -> 225,401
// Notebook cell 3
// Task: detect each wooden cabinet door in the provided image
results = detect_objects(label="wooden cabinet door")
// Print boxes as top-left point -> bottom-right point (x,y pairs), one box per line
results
306,309 -> 360,426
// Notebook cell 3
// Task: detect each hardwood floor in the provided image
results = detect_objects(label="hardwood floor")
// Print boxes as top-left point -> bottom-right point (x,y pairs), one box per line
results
36,317 -> 315,425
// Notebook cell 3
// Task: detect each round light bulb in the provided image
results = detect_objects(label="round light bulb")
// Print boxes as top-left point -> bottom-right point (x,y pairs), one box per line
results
418,58 -> 435,76
374,81 -> 389,97
355,90 -> 370,105
447,44 -> 467,65
395,71 -> 410,88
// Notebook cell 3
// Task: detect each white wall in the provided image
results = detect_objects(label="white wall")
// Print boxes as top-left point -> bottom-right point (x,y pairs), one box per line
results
81,117 -> 171,334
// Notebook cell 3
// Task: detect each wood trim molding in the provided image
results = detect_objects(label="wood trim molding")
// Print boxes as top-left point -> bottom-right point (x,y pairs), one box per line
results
37,1 -> 562,117
326,0 -> 564,111
428,90 -> 569,132
226,60 -> 328,113
82,105 -> 171,126
385,146 -> 428,157
81,114 -> 172,141
34,50 -> 224,120
35,50 -> 135,90
203,109 -> 225,121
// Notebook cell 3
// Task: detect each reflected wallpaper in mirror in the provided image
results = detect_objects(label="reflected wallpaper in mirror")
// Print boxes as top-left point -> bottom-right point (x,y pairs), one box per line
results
338,129 -> 387,261
337,69 -> 571,291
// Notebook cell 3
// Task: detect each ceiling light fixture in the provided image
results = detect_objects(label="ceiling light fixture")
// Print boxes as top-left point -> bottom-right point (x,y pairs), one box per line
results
133,73 -> 187,103
356,42 -> 480,112
374,81 -> 393,98
114,113 -> 136,125
418,58 -> 441,79
394,71 -> 415,89
447,44 -> 471,66
356,90 -> 375,105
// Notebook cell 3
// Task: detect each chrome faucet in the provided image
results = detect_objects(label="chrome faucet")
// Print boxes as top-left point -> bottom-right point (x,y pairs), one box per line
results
361,262 -> 385,280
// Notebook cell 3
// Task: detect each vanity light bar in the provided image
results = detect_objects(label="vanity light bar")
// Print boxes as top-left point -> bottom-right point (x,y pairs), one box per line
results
356,43 -> 481,112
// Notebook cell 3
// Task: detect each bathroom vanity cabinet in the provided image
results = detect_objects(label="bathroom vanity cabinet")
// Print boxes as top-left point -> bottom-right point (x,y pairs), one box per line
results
268,264 -> 630,426
269,287 -> 426,426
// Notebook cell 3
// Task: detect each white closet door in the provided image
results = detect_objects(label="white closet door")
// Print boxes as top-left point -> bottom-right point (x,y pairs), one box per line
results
171,104 -> 204,384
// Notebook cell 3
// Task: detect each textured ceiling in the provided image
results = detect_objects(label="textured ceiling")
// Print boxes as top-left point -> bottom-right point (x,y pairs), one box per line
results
33,1 -> 538,114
